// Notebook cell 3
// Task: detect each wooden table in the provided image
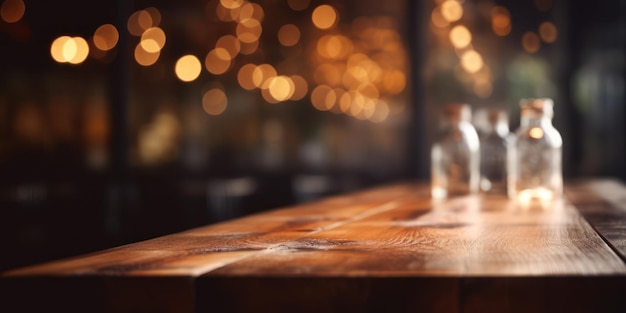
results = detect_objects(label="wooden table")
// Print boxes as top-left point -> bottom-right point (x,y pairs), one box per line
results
2,179 -> 626,312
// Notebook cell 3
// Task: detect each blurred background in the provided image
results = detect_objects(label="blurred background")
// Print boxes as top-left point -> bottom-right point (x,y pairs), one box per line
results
0,0 -> 624,271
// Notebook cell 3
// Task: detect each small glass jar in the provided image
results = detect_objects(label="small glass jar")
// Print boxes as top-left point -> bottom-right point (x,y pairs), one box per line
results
431,103 -> 480,199
507,98 -> 563,203
480,109 -> 509,194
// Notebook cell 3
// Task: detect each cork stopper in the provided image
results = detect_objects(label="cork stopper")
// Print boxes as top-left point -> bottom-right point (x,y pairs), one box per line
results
520,98 -> 554,118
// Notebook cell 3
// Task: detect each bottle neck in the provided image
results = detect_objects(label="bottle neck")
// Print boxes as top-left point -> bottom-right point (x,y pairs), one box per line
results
521,115 -> 552,128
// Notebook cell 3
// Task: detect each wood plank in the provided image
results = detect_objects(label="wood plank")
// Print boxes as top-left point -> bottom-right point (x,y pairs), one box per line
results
2,180 -> 626,313
2,183 -> 413,277
566,179 -> 626,262
205,193 -> 626,276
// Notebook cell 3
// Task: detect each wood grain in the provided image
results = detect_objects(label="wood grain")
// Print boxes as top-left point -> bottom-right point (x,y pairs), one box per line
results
566,179 -> 626,262
1,179 -> 625,312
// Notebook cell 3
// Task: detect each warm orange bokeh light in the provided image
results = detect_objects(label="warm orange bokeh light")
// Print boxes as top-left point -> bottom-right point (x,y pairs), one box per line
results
278,24 -> 301,47
539,21 -> 558,43
237,63 -> 258,90
440,0 -> 463,23
50,36 -> 89,64
449,25 -> 471,49
1,0 -> 25,23
202,88 -> 228,116
175,55 -> 202,82
311,85 -> 336,111
216,35 -> 241,59
460,50 -> 483,73
288,0 -> 310,11
382,70 -> 406,94
93,24 -> 119,51
51,36 -> 72,63
312,5 -> 338,30
491,6 -> 511,37
252,64 -> 277,89
134,43 -> 160,66
220,0 -> 244,10
314,63 -> 344,87
239,40 -> 259,55
267,76 -> 295,102
289,75 -> 309,101
205,48 -> 232,75
431,7 -> 449,28
522,32 -> 541,53
236,18 -> 262,43
140,27 -> 166,53
317,35 -> 353,60
128,10 -> 154,36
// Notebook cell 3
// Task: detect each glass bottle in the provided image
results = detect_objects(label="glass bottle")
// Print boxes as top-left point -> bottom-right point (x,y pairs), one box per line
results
507,98 -> 563,203
480,109 -> 509,194
431,103 -> 480,199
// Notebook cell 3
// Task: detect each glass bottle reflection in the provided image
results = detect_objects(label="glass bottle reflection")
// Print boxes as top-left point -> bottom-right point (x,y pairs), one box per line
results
431,104 -> 480,199
480,109 -> 509,194
507,98 -> 563,203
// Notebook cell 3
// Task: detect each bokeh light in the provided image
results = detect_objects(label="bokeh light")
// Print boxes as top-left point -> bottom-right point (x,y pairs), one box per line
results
312,5 -> 338,30
289,75 -> 308,100
140,27 -> 166,53
522,32 -> 541,53
252,64 -> 277,89
369,100 -> 389,123
175,55 -> 202,82
267,76 -> 295,101
236,18 -> 262,43
317,35 -> 353,60
311,85 -> 336,111
50,36 -> 89,64
51,36 -> 72,63
539,21 -> 558,43
460,50 -> 483,73
220,0 -> 244,10
381,70 -> 406,94
1,0 -> 25,23
288,0 -> 310,11
278,24 -> 301,47
431,7 -> 449,28
440,0 -> 463,23
237,63 -> 257,90
491,6 -> 511,37
449,25 -> 472,49
67,37 -> 89,64
239,40 -> 259,55
216,35 -> 241,59
205,48 -> 232,75
144,7 -> 162,26
202,87 -> 228,116
134,43 -> 160,66
128,9 -> 154,36
314,63 -> 344,87
93,24 -> 119,51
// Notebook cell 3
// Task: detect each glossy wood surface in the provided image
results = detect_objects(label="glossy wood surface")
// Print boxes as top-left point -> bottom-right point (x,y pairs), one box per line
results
2,179 -> 625,312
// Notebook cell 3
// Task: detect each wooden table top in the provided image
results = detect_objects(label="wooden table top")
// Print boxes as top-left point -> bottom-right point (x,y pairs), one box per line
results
2,178 -> 625,312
